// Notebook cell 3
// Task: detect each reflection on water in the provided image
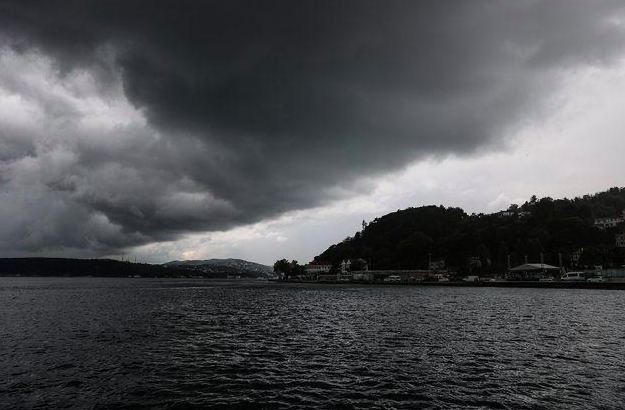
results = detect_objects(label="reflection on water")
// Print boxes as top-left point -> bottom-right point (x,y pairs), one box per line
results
2,278 -> 625,409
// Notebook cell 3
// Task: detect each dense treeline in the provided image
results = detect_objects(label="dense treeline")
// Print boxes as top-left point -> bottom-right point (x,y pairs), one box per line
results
167,264 -> 270,278
272,259 -> 305,278
0,258 -> 189,277
314,187 -> 625,275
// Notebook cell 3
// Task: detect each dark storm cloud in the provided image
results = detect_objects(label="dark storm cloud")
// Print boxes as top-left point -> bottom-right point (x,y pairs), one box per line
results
0,0 -> 624,254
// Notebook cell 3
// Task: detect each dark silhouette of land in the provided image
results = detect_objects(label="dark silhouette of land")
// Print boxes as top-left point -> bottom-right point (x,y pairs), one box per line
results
311,187 -> 625,275
0,258 -> 206,278
0,257 -> 272,278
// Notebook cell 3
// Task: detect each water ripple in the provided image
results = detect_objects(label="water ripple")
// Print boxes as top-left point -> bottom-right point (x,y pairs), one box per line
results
2,278 -> 625,409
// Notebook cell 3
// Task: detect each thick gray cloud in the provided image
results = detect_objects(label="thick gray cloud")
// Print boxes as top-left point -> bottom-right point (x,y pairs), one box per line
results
0,0 -> 624,255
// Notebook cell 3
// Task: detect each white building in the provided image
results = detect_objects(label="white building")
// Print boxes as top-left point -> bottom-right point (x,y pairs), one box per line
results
340,259 -> 369,273
304,262 -> 332,274
594,210 -> 625,229
594,217 -> 623,229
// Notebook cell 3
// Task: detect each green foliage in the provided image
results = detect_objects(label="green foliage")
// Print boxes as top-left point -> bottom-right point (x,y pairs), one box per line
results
0,258 -> 189,277
273,259 -> 304,278
349,259 -> 367,271
273,259 -> 291,275
314,187 -> 625,273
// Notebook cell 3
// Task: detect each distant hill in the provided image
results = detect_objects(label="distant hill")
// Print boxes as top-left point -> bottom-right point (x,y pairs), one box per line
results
0,258 -> 187,277
0,257 -> 274,278
163,258 -> 273,277
314,187 -> 625,275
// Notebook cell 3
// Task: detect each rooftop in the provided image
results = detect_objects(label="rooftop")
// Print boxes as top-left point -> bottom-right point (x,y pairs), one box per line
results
510,263 -> 560,272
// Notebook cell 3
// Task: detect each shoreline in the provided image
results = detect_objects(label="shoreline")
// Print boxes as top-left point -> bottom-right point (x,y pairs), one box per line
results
286,279 -> 625,290
2,276 -> 625,290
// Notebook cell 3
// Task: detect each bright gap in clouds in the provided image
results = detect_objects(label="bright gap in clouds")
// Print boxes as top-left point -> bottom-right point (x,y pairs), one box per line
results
132,60 -> 625,265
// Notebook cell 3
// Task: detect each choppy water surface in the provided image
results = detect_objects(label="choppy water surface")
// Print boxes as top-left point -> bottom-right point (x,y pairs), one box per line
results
2,278 -> 625,409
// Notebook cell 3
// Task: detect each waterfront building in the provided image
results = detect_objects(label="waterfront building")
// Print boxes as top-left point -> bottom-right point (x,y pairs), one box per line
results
340,258 -> 369,273
351,269 -> 435,282
594,217 -> 623,229
506,263 -> 561,280
594,211 -> 625,229
304,262 -> 331,274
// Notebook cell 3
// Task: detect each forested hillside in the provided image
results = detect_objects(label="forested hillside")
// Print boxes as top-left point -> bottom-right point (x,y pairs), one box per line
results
0,258 -> 187,277
314,187 -> 625,274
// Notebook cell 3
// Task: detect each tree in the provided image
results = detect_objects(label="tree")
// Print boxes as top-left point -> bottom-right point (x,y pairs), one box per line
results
273,259 -> 291,278
273,259 -> 305,279
310,187 -> 625,272
349,259 -> 367,271
398,231 -> 433,269
579,247 -> 603,267
496,241 -> 509,272
289,260 -> 304,277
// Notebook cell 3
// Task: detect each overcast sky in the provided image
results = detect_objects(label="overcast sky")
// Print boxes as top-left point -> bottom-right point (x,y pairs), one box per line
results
1,1 -> 625,265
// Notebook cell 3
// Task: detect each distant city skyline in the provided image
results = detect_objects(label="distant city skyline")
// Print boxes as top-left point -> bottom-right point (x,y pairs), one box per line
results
1,1 -> 625,265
